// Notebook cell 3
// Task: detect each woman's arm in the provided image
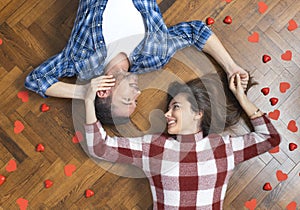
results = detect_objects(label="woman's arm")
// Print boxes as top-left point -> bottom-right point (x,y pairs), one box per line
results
84,75 -> 144,167
228,74 -> 281,164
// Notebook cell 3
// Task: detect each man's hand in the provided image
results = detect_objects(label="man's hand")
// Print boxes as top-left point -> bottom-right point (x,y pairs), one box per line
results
226,64 -> 249,91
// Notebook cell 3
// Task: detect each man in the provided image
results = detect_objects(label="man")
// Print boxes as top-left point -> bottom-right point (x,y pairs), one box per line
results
25,0 -> 249,124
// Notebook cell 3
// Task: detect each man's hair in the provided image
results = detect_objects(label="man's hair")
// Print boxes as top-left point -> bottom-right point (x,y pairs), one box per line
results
167,73 -> 247,137
95,95 -> 130,125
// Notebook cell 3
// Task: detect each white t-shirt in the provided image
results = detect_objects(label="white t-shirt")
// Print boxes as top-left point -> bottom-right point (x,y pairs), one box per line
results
102,0 -> 145,63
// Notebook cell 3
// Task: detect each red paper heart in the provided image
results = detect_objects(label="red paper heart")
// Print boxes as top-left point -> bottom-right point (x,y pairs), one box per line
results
206,17 -> 215,25
85,189 -> 95,198
279,82 -> 291,93
44,179 -> 53,188
262,54 -> 271,63
14,120 -> 25,134
288,19 -> 298,31
286,201 -> 297,210
269,97 -> 278,106
262,182 -> 272,191
0,175 -> 6,186
261,87 -> 270,96
244,198 -> 257,210
288,120 -> 298,133
225,0 -> 232,3
6,159 -> 17,172
258,2 -> 268,14
36,143 -> 45,152
17,91 -> 29,103
289,143 -> 298,151
40,103 -> 50,112
248,32 -> 259,43
223,16 -> 232,24
276,170 -> 288,181
64,164 -> 76,177
72,131 -> 84,144
268,110 -> 280,120
281,50 -> 292,61
0,38 -> 3,45
269,145 -> 280,154
16,198 -> 28,210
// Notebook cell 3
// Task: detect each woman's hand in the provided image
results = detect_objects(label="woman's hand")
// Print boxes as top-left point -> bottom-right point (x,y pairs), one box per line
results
85,75 -> 115,124
229,73 -> 247,103
85,75 -> 116,102
227,64 -> 249,91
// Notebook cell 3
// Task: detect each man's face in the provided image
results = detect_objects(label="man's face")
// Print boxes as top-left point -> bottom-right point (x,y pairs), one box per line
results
110,70 -> 141,117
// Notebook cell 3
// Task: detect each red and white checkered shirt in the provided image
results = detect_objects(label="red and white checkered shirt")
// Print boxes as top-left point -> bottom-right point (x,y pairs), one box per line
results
85,115 -> 280,209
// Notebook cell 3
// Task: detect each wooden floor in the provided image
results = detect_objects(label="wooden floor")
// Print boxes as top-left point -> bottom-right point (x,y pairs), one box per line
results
1,0 -> 300,209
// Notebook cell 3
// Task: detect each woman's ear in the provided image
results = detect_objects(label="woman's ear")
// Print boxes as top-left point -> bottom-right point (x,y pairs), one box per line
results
97,90 -> 111,98
194,111 -> 203,120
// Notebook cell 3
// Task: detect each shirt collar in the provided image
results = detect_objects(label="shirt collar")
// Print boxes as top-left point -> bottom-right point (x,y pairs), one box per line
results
175,131 -> 203,143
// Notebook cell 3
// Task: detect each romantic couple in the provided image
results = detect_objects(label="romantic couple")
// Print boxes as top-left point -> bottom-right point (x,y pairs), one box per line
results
25,0 -> 281,209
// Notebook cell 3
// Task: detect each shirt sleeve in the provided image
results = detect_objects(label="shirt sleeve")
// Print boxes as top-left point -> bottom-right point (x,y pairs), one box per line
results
85,121 -> 144,168
24,51 -> 76,98
168,20 -> 213,51
230,114 -> 281,165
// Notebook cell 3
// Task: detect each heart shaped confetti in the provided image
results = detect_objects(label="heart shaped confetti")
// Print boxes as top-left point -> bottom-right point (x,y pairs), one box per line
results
85,189 -> 95,198
261,87 -> 270,96
72,131 -> 84,144
36,143 -> 45,152
6,159 -> 17,172
0,38 -> 3,46
279,82 -> 291,93
269,145 -> 280,154
14,120 -> 25,134
289,143 -> 298,151
44,179 -> 53,188
269,97 -> 278,106
16,198 -> 28,210
268,110 -> 280,120
287,19 -> 298,31
0,175 -> 6,186
64,164 -> 76,177
262,182 -> 272,191
276,170 -> 288,181
40,103 -> 50,112
17,91 -> 29,103
262,54 -> 271,63
248,32 -> 259,43
244,198 -> 257,210
206,17 -> 215,25
258,2 -> 268,14
281,50 -> 292,61
286,201 -> 297,210
225,0 -> 232,3
287,120 -> 298,133
223,16 -> 232,24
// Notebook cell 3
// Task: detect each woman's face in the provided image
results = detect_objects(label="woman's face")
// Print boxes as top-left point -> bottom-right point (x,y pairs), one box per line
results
164,93 -> 202,135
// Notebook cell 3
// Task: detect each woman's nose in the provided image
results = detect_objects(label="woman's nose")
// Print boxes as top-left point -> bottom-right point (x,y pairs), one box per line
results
164,109 -> 171,118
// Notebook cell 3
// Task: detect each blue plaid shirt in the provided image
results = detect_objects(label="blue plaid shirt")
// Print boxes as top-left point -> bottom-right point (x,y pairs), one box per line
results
25,0 -> 212,97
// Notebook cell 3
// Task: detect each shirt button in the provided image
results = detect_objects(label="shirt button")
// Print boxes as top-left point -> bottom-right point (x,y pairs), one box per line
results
100,6 -> 104,9
100,41 -> 103,44
82,50 -> 86,53
97,23 -> 101,27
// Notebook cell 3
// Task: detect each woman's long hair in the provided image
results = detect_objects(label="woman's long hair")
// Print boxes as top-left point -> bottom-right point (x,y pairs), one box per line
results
167,73 -> 247,137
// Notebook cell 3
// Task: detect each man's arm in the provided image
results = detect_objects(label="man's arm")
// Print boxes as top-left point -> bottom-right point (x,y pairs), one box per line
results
203,33 -> 249,90
45,82 -> 88,100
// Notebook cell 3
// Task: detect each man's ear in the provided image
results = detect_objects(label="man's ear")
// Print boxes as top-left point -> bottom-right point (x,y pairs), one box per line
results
97,90 -> 111,98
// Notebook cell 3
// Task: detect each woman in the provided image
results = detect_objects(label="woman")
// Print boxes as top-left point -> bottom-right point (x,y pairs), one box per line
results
84,73 -> 280,209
